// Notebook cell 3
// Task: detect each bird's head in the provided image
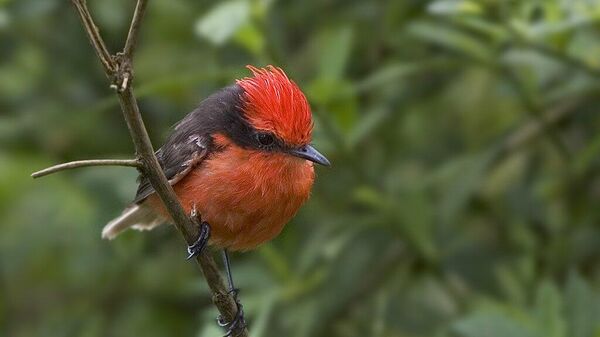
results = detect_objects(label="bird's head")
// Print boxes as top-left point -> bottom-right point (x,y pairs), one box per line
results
236,65 -> 330,166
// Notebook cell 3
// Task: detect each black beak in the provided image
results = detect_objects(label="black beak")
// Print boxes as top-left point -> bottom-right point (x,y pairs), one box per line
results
290,144 -> 331,166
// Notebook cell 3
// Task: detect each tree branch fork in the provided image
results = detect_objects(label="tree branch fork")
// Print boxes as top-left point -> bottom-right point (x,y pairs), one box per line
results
32,1 -> 248,336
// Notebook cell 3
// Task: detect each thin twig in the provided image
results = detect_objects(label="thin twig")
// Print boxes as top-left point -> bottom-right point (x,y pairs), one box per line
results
71,0 -> 114,74
32,159 -> 141,178
68,0 -> 248,335
123,0 -> 148,60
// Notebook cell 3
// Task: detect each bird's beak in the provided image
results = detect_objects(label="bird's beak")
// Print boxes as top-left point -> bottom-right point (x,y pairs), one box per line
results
290,144 -> 331,166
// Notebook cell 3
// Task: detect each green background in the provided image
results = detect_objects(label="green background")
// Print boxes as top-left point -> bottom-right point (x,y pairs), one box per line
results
2,0 -> 600,336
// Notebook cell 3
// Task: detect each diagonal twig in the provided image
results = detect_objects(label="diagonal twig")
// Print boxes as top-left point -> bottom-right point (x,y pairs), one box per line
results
66,0 -> 249,335
71,0 -> 113,74
123,0 -> 148,60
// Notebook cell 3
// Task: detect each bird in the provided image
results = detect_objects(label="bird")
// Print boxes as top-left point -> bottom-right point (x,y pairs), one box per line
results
101,65 -> 330,334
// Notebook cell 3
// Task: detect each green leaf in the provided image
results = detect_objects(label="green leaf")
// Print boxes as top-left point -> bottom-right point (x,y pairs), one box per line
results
455,17 -> 510,43
574,132 -> 600,175
233,23 -> 265,56
306,77 -> 358,132
195,0 -> 251,45
565,273 -> 600,337
316,26 -> 354,80
249,291 -> 278,337
408,21 -> 493,63
0,9 -> 9,30
347,106 -> 389,149
453,310 -> 539,337
353,60 -> 453,93
427,0 -> 483,15
435,150 -> 497,223
533,281 -> 566,337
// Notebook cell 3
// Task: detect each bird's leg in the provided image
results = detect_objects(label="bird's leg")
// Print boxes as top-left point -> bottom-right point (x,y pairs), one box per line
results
217,249 -> 246,336
186,205 -> 211,260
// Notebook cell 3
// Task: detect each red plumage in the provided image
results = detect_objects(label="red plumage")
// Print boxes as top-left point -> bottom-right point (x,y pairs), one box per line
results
237,65 -> 313,146
148,133 -> 315,251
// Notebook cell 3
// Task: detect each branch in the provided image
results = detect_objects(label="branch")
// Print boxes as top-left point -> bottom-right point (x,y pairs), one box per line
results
123,0 -> 148,60
71,0 -> 114,74
69,1 -> 248,335
31,159 -> 141,178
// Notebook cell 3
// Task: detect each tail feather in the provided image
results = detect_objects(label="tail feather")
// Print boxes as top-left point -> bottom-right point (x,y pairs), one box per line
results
102,204 -> 166,239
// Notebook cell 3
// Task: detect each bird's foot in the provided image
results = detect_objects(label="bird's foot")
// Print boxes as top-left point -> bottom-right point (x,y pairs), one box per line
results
186,206 -> 211,260
217,289 -> 246,337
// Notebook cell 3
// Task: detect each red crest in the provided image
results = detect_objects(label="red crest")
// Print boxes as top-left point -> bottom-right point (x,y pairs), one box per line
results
237,65 -> 313,146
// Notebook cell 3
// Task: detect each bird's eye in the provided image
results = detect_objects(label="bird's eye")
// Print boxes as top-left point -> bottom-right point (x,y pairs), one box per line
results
257,133 -> 275,146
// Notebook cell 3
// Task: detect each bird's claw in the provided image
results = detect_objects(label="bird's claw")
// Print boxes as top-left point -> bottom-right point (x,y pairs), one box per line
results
186,206 -> 211,260
190,204 -> 201,223
217,290 -> 246,337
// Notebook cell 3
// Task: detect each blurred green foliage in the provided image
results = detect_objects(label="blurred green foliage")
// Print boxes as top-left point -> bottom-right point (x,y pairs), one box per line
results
2,0 -> 600,336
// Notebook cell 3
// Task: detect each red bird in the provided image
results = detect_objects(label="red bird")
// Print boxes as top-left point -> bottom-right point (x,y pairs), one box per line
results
102,65 -> 329,333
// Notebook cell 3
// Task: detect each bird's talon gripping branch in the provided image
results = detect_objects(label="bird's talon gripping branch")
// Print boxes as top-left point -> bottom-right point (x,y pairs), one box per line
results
218,249 -> 246,336
217,249 -> 247,337
227,287 -> 240,297
217,295 -> 246,337
186,207 -> 211,260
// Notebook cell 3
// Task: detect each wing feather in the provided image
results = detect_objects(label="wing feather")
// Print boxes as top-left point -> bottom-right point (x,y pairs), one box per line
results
133,134 -> 209,203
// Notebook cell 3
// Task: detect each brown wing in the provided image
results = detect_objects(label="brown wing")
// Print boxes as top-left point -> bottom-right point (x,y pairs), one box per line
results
133,133 -> 209,203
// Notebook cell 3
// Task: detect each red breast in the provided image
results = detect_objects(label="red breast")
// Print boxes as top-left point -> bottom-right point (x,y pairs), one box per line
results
148,133 -> 315,251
